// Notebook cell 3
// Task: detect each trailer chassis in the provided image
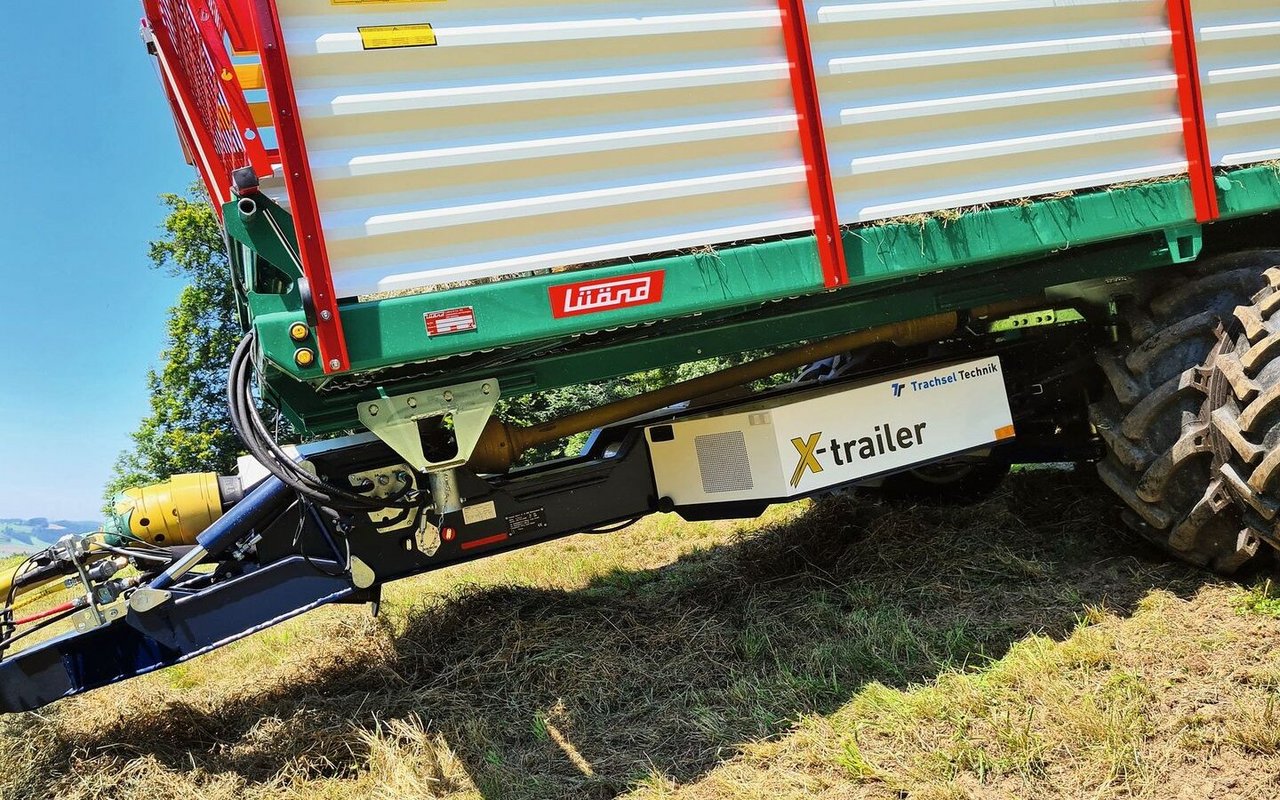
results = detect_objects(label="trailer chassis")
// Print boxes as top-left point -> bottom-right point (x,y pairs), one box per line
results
0,326 -> 1095,712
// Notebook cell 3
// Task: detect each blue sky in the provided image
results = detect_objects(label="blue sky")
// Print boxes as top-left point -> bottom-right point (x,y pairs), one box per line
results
0,5 -> 197,519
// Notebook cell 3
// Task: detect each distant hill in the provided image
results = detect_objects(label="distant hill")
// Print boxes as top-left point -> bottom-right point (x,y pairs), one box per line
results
0,518 -> 100,555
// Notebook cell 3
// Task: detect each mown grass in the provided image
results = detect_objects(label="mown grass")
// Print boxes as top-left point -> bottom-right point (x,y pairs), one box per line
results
2,470 -> 1278,799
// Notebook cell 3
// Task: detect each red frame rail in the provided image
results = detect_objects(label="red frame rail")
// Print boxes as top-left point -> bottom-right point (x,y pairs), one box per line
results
145,0 -> 351,372
145,0 -> 1229,374
143,0 -> 272,208
214,0 -> 256,53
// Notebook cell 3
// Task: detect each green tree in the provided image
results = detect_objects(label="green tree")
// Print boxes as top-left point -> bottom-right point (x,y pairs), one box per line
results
500,351 -> 789,464
104,187 -> 242,501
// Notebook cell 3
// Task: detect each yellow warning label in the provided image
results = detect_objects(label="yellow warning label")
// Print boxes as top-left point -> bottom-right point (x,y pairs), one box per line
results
358,24 -> 437,50
336,0 -> 443,4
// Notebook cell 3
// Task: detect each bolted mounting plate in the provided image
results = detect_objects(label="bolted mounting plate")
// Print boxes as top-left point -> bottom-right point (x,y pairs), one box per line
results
357,379 -> 500,474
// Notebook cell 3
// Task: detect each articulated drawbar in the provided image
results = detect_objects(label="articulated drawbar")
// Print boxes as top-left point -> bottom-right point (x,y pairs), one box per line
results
0,433 -> 656,713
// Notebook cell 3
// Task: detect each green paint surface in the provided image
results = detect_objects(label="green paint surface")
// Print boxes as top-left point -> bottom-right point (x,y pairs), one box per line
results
229,166 -> 1280,434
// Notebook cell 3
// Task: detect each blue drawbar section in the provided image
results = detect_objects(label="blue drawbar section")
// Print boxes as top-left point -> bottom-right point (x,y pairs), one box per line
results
0,557 -> 353,713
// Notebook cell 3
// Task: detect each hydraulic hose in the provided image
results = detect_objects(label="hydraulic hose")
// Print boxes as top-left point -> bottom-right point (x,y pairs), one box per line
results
228,333 -> 421,512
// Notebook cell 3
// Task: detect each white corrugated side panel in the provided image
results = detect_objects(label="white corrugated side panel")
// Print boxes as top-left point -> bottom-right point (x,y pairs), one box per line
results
273,0 -> 811,298
1193,0 -> 1280,167
805,0 -> 1190,224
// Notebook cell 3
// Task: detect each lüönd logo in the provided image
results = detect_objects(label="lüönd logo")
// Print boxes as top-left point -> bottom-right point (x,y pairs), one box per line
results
548,270 -> 666,318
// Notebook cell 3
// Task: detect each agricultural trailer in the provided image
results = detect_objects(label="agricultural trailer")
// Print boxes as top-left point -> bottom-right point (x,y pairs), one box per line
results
2,0 -> 1280,712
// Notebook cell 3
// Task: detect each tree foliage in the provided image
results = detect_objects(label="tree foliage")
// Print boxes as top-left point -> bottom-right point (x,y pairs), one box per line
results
104,188 -> 242,500
500,352 -> 788,464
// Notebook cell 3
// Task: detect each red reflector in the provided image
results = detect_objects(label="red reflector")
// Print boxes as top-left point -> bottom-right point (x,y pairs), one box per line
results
460,533 -> 509,551
441,526 -> 456,542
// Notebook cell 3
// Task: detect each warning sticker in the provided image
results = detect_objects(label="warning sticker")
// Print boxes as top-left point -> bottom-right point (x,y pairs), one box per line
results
461,501 -> 497,526
358,24 -> 437,50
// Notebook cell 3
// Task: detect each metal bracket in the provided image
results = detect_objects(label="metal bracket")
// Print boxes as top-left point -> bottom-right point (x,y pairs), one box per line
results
985,307 -> 1085,334
71,599 -> 126,632
349,556 -> 376,590
1162,224 -> 1203,264
345,465 -> 439,556
347,466 -> 418,527
129,587 -> 173,613
358,379 -> 500,473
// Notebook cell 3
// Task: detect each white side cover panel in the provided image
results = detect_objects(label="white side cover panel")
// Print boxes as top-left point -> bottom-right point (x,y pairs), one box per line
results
1192,0 -> 1280,166
647,356 -> 1014,505
804,0 -> 1191,223
274,0 -> 812,298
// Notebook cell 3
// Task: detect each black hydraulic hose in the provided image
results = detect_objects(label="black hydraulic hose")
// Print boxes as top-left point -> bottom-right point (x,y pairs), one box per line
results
229,336 -> 394,509
227,333 -> 421,511
91,543 -> 173,564
0,608 -> 79,655
1,553 -> 45,659
8,559 -> 64,592
584,516 -> 642,535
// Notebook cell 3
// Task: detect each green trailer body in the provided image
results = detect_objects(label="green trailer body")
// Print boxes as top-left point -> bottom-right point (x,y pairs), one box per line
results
233,166 -> 1280,435
130,0 -> 1280,440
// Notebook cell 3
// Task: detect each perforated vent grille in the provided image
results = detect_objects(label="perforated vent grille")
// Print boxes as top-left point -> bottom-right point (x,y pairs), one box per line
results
695,431 -> 754,494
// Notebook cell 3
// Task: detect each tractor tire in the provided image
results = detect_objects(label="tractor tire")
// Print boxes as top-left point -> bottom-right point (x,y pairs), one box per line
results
1201,262 -> 1280,558
1091,251 -> 1280,573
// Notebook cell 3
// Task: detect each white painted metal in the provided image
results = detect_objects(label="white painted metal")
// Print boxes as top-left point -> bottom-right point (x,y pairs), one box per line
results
263,0 -> 1277,299
1192,0 -> 1280,166
805,0 -> 1191,223
272,0 -> 810,298
647,356 -> 1013,505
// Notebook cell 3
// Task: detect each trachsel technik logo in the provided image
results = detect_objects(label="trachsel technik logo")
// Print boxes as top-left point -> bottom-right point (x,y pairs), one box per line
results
891,382 -> 905,398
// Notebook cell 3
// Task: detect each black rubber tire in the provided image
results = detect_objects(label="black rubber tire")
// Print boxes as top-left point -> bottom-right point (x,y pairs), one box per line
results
876,459 -> 1010,506
1091,251 -> 1280,573
1201,262 -> 1280,557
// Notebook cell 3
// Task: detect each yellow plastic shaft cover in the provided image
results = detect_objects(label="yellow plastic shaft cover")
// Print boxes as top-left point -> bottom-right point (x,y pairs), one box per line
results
0,562 -> 30,601
112,473 -> 226,547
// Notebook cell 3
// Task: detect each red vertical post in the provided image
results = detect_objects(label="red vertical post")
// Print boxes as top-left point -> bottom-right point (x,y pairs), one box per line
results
249,0 -> 351,373
1168,0 -> 1219,223
776,0 -> 848,288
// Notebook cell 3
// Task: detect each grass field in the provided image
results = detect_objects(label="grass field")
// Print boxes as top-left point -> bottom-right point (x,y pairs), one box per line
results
3,469 -> 1280,799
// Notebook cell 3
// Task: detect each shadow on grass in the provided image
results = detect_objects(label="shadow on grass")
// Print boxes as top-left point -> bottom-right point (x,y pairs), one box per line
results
2,470 -> 1227,798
